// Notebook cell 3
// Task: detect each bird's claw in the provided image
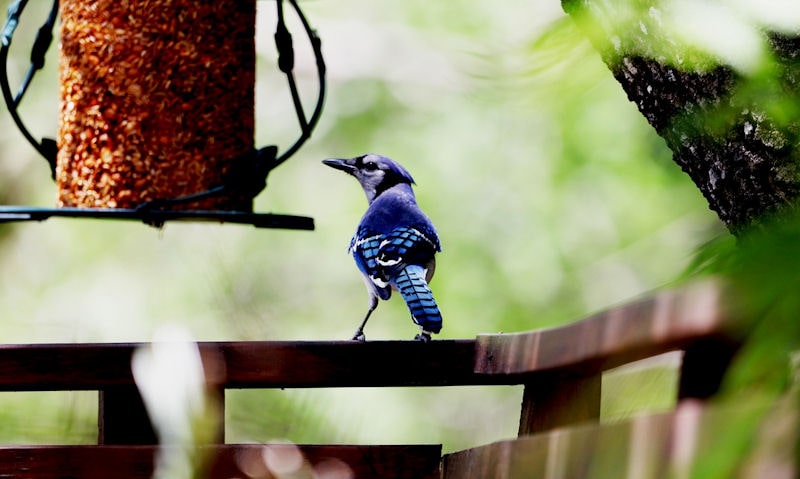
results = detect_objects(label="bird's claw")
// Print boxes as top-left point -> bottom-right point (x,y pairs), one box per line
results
352,331 -> 366,342
414,332 -> 431,342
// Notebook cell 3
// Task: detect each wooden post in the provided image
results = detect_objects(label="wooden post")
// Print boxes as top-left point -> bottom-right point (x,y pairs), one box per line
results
57,0 -> 256,210
98,386 -> 157,445
98,385 -> 225,445
518,373 -> 601,436
677,338 -> 738,400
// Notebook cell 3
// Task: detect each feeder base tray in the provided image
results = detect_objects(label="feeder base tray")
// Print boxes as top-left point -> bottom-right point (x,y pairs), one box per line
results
0,206 -> 314,230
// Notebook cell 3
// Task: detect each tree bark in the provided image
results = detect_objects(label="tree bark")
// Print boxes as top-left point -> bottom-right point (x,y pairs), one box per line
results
562,0 -> 800,234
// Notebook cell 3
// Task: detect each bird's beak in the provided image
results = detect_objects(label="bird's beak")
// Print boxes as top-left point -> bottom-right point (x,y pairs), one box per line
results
322,158 -> 357,176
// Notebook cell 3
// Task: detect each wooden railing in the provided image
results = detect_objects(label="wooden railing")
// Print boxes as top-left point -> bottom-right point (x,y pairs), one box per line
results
0,279 -> 789,478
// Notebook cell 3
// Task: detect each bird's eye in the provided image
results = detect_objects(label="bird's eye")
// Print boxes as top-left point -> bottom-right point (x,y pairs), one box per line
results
363,161 -> 379,171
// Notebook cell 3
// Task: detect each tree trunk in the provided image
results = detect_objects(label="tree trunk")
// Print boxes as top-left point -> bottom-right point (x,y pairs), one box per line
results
562,0 -> 800,234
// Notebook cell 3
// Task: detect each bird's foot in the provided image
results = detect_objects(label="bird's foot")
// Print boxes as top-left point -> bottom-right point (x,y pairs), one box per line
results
414,332 -> 431,342
352,331 -> 366,342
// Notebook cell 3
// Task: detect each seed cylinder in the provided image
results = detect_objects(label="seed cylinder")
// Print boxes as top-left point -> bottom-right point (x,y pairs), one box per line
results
57,0 -> 256,210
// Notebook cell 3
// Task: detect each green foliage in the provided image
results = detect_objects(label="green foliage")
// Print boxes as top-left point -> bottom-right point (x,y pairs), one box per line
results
698,210 -> 800,397
683,170 -> 800,479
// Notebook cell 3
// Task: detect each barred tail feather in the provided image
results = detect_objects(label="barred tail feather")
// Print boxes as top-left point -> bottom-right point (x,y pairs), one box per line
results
394,265 -> 442,334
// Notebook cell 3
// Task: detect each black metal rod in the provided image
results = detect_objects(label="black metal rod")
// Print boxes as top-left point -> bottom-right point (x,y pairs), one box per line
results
0,206 -> 315,230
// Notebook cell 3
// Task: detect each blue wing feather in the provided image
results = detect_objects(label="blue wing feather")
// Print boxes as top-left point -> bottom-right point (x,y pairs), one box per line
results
350,230 -> 392,300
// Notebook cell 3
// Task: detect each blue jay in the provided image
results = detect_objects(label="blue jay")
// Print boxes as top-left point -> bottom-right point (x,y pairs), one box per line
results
323,154 -> 442,342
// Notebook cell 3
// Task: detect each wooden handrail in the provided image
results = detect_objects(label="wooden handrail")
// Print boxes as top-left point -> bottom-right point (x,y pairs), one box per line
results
442,397 -> 792,479
0,281 -> 735,392
475,279 -> 735,376
0,340 -> 493,390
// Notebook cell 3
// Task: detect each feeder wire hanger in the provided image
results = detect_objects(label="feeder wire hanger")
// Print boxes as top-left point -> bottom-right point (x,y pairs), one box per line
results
274,0 -> 326,168
0,0 -> 58,176
0,0 -> 325,229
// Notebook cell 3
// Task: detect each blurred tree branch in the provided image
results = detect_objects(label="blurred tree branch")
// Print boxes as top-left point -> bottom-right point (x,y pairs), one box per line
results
562,0 -> 800,234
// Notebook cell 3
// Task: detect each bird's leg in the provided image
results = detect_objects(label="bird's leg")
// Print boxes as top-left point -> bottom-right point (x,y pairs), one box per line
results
352,296 -> 378,342
351,310 -> 372,342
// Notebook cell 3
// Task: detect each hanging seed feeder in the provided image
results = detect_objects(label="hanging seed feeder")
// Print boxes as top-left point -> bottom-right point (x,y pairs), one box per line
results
0,0 -> 323,229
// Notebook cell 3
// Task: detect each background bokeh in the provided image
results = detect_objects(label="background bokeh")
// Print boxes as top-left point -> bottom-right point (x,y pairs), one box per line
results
0,0 -> 722,452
